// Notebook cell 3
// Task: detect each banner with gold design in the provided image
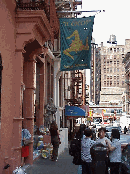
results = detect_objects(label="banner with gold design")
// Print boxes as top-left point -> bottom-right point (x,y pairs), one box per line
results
59,16 -> 95,71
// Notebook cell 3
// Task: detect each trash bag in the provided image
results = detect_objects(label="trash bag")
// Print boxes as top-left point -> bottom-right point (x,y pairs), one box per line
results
12,166 -> 26,174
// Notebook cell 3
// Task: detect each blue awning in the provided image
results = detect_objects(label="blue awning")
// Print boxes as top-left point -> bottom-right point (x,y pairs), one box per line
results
65,105 -> 85,117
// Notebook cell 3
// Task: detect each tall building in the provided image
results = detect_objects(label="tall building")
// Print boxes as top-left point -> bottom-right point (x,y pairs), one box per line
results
99,37 -> 130,107
123,52 -> 130,115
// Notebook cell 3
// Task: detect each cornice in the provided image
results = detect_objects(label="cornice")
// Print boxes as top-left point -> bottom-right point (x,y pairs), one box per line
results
15,10 -> 54,42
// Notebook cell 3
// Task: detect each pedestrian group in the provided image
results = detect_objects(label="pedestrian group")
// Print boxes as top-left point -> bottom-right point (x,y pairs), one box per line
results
69,125 -> 122,174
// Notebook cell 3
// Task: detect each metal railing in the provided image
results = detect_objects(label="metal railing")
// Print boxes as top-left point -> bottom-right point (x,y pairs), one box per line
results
16,1 -> 50,20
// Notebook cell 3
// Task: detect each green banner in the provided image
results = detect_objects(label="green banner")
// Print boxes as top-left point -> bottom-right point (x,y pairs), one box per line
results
60,16 -> 95,71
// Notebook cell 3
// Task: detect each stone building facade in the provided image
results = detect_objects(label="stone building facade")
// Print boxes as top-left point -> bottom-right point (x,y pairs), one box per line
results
0,0 -> 59,172
123,52 -> 130,115
99,39 -> 130,107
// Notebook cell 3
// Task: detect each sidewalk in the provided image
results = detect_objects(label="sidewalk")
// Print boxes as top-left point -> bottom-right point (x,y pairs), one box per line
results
25,148 -> 79,174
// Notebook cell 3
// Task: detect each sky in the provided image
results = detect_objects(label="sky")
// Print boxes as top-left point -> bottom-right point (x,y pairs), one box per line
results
77,0 -> 130,46
77,0 -> 130,85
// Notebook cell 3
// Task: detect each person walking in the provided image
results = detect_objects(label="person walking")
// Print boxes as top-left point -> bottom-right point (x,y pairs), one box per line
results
81,128 -> 96,174
124,126 -> 127,134
49,121 -> 60,161
105,129 -> 121,174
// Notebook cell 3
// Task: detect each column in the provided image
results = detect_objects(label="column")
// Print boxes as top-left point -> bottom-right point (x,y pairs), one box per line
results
39,64 -> 44,127
23,56 -> 36,165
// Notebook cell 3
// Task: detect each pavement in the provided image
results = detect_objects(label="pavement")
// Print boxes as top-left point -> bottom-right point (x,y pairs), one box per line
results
25,148 -> 79,174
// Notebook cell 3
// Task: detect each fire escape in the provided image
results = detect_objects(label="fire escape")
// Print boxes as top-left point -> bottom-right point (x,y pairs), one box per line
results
64,70 -> 85,106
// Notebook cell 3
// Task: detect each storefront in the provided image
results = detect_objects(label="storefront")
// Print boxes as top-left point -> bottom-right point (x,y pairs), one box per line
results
65,105 -> 85,140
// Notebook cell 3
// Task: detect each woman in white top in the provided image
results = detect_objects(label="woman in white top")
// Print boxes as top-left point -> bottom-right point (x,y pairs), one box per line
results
105,129 -> 121,174
96,127 -> 111,174
96,127 -> 111,146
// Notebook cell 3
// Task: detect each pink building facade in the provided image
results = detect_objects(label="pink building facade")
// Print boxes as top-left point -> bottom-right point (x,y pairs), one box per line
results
0,0 -> 59,173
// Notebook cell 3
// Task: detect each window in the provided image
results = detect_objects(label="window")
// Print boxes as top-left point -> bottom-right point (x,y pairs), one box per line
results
110,67 -> 112,73
104,68 -> 106,73
122,48 -> 124,52
110,48 -> 112,52
117,68 -> 119,72
104,81 -> 106,86
114,76 -> 116,80
117,48 -> 119,52
114,55 -> 116,59
107,61 -> 109,65
110,61 -> 112,65
104,75 -> 106,79
114,81 -> 116,86
117,75 -> 119,80
110,75 -> 112,79
114,48 -> 116,52
107,75 -> 109,80
107,68 -> 109,73
107,81 -> 109,86
114,68 -> 116,72
117,61 -> 119,65
117,81 -> 119,86
110,81 -> 112,86
114,61 -> 116,65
